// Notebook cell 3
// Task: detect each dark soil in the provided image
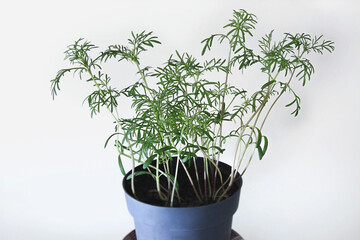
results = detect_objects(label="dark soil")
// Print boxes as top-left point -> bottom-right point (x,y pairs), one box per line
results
123,157 -> 242,207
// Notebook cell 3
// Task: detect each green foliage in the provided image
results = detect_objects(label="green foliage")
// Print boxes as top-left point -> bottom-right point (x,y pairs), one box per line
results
51,9 -> 334,206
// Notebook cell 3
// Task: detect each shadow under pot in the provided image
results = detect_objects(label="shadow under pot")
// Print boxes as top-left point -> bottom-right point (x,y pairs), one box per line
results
123,157 -> 243,240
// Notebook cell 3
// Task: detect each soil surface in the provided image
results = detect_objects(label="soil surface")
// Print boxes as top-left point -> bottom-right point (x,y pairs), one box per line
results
123,157 -> 242,207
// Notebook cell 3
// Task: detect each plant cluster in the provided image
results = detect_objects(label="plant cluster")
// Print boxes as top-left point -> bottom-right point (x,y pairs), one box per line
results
51,9 -> 334,207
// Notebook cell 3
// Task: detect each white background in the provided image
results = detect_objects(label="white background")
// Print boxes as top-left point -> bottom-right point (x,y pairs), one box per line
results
1,0 -> 359,239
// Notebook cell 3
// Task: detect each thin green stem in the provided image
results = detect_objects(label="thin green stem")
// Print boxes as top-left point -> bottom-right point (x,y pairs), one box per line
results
170,155 -> 180,207
192,157 -> 204,198
180,160 -> 202,202
212,45 -> 232,197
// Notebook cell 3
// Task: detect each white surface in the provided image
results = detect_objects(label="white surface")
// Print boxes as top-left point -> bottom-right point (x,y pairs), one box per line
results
1,0 -> 359,239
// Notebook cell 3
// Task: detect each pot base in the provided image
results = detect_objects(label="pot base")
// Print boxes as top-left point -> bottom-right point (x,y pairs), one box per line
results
123,229 -> 244,240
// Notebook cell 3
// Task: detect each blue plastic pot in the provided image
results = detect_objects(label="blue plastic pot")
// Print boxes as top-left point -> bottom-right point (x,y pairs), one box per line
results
123,161 -> 242,240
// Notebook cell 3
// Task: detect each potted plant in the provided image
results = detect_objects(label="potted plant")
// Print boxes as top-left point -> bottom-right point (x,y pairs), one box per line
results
50,9 -> 334,240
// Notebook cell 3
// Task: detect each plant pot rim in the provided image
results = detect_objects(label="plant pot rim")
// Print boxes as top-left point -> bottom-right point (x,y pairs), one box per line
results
122,159 -> 243,209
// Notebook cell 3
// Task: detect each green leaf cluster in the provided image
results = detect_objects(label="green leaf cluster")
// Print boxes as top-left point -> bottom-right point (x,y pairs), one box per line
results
51,9 -> 334,205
